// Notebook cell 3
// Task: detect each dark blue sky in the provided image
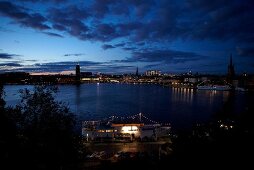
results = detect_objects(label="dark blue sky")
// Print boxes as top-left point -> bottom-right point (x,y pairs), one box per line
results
0,0 -> 254,74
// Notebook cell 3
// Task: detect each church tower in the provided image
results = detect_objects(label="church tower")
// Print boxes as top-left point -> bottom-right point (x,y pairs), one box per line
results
135,67 -> 139,77
76,64 -> 81,83
227,54 -> 235,83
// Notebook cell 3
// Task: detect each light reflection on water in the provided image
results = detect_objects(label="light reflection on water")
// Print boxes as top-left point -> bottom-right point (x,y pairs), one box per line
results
172,87 -> 194,104
3,84 -> 247,131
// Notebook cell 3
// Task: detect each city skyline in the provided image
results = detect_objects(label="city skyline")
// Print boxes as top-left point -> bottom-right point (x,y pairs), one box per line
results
1,0 -> 254,74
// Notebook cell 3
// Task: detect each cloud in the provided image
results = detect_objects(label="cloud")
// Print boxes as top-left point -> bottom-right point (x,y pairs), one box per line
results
0,62 -> 22,67
91,0 -> 154,18
101,44 -> 116,50
136,42 -> 145,46
237,46 -> 254,57
144,63 -> 161,69
48,5 -> 90,39
42,32 -> 63,38
123,49 -> 203,64
15,0 -> 68,3
0,1 -> 50,30
63,53 -> 85,57
114,43 -> 125,47
0,53 -> 21,59
122,47 -> 137,51
13,61 -> 102,72
1,0 -> 254,45
0,60 -> 135,73
24,59 -> 37,62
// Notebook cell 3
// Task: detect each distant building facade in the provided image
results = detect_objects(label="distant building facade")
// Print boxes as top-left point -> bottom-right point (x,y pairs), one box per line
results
145,70 -> 161,76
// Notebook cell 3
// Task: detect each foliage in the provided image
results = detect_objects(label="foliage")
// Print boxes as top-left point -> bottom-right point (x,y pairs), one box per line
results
0,85 -> 85,170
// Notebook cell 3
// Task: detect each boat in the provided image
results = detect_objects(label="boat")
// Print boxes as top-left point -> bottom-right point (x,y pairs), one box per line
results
197,85 -> 231,91
196,85 -> 214,90
82,113 -> 171,142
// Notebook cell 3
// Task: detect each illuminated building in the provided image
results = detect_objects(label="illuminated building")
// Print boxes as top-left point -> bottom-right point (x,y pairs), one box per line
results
82,113 -> 170,142
145,70 -> 161,76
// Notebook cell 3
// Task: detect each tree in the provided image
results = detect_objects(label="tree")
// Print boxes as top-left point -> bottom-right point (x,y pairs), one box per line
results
0,81 -> 5,111
1,85 -> 83,169
0,82 -> 18,168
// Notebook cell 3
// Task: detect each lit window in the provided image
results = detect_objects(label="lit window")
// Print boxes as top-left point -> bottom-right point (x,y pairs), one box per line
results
121,126 -> 138,134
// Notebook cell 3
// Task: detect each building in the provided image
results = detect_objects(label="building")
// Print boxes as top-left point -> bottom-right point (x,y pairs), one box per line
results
76,64 -> 81,83
135,67 -> 139,76
227,54 -> 235,83
145,70 -> 161,76
82,113 -> 170,142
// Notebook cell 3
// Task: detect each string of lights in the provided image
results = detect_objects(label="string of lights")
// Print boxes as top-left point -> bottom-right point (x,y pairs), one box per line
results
83,112 -> 163,125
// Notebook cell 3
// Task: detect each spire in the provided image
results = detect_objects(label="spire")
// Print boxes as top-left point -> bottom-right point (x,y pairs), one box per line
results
230,53 -> 233,66
135,67 -> 139,76
227,53 -> 235,82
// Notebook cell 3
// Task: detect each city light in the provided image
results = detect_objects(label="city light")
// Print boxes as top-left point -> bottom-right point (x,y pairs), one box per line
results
121,126 -> 139,134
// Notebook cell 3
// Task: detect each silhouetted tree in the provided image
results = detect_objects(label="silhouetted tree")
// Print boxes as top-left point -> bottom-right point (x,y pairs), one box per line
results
0,82 -> 18,168
1,85 -> 85,170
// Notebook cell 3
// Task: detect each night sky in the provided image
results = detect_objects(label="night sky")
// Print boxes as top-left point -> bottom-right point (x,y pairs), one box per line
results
0,0 -> 254,74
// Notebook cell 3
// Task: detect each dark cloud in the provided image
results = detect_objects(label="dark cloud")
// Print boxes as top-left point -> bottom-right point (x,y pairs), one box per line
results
0,53 -> 21,59
114,43 -> 125,47
0,62 -> 22,67
0,1 -> 50,30
24,59 -> 37,62
186,0 -> 254,43
37,61 -> 101,67
144,63 -> 161,69
91,0 -> 154,18
48,5 -> 90,39
122,47 -> 137,51
91,0 -> 114,18
136,42 -> 145,46
48,5 -> 89,21
3,60 -> 134,73
63,53 -> 85,57
15,0 -> 68,3
52,24 -> 66,31
1,0 -> 254,44
101,44 -> 115,50
131,0 -> 155,18
31,61 -> 101,72
42,32 -> 63,38
114,49 -> 203,64
237,46 -> 254,57
133,49 -> 203,64
93,23 -> 118,41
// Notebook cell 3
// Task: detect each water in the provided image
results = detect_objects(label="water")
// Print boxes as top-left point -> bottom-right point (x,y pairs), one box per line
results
3,84 -> 250,131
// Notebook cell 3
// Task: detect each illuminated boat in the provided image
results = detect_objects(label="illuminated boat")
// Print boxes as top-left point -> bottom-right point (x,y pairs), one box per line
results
197,85 -> 231,91
82,113 -> 170,142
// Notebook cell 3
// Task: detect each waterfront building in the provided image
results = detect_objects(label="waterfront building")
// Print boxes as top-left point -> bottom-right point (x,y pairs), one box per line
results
76,64 -> 81,83
82,113 -> 170,142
